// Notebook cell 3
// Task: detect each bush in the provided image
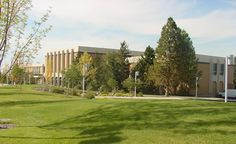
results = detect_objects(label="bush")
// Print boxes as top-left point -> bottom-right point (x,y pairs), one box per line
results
67,89 -> 79,96
137,92 -> 143,97
84,91 -> 96,99
51,87 -> 64,94
99,91 -> 110,96
114,92 -> 130,97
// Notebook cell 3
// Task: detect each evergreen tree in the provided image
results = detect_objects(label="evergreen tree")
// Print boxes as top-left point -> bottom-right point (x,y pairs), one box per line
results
149,17 -> 198,96
132,46 -> 157,94
176,30 -> 198,95
120,41 -> 130,59
133,45 -> 155,81
109,41 -> 130,89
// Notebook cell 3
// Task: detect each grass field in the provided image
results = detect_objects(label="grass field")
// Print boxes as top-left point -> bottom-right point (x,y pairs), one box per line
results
0,86 -> 236,144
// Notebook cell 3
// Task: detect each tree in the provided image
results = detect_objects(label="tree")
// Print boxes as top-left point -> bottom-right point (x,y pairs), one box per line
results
133,46 -> 155,81
11,64 -> 24,84
109,41 -> 130,89
94,53 -> 117,92
89,54 -> 116,91
149,17 -> 198,96
62,64 -> 82,89
123,77 -> 135,95
120,41 -> 130,59
0,0 -> 51,80
176,30 -> 198,95
132,46 -> 156,94
78,52 -> 96,90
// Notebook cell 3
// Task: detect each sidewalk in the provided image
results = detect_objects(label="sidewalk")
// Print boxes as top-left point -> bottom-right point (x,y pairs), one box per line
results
96,96 -> 236,102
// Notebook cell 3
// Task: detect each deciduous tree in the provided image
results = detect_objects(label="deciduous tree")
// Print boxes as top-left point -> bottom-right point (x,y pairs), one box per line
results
11,64 -> 24,84
0,0 -> 51,80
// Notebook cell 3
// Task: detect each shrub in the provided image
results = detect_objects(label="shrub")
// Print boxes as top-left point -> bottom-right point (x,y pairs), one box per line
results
137,92 -> 143,97
99,91 -> 110,96
51,87 -> 64,94
84,91 -> 96,99
114,92 -> 129,97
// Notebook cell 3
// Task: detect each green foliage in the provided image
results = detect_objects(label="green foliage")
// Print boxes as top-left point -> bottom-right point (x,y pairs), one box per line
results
51,86 -> 64,94
0,0 -> 51,80
66,88 -> 80,96
132,45 -> 155,93
99,91 -> 110,96
137,92 -> 143,97
11,64 -> 25,84
133,46 -> 155,81
86,54 -> 116,92
105,42 -> 130,90
0,72 -> 7,83
62,64 -> 82,88
149,17 -> 198,96
107,78 -> 118,92
79,52 -> 96,90
123,77 -> 135,93
119,41 -> 130,58
84,91 -> 96,99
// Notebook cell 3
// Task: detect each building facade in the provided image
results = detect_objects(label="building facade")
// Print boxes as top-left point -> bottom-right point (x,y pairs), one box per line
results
44,45 -> 235,97
23,64 -> 45,84
195,54 -> 234,97
44,46 -> 143,86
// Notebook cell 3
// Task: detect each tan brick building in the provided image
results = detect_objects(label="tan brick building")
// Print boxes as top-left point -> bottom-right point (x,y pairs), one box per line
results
195,54 -> 234,97
44,46 -> 143,86
23,64 -> 45,84
44,46 -> 235,97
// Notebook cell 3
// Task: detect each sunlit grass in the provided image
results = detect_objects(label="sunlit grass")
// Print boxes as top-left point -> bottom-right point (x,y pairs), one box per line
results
0,85 -> 236,144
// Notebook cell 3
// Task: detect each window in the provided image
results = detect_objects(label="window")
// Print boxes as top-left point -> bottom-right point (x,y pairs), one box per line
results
213,63 -> 217,75
220,64 -> 224,75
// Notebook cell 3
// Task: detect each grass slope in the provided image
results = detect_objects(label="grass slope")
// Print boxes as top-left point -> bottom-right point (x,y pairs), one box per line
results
0,86 -> 236,144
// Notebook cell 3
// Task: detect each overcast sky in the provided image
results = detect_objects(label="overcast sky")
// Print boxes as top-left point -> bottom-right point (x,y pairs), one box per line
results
31,0 -> 236,64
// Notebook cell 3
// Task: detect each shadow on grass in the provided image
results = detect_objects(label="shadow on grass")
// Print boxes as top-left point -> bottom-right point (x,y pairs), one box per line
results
0,99 -> 78,107
37,101 -> 236,143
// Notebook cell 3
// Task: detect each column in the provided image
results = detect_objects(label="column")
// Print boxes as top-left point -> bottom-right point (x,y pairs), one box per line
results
61,50 -> 65,71
61,50 -> 65,86
53,52 -> 57,86
45,53 -> 49,84
70,49 -> 74,66
50,52 -> 53,85
65,50 -> 69,69
57,51 -> 60,86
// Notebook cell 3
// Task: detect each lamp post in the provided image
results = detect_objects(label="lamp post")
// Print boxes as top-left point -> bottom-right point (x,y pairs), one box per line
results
82,63 -> 89,96
225,56 -> 229,103
195,77 -> 199,97
134,71 -> 139,97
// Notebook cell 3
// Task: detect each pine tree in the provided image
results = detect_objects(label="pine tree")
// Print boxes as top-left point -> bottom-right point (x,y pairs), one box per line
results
133,45 -> 155,81
150,17 -> 198,96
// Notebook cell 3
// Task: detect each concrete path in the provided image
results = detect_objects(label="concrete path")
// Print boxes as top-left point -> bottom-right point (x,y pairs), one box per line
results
96,96 -> 236,102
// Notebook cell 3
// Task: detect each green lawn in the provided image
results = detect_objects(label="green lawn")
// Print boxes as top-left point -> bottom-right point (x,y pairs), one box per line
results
0,86 -> 236,144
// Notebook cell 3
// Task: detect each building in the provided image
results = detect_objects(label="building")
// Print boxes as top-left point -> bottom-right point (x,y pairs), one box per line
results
44,45 -> 235,97
23,64 -> 45,84
195,54 -> 234,97
44,46 -> 143,86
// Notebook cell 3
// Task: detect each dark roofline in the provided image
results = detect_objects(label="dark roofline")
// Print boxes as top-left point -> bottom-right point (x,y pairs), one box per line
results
78,46 -> 143,56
